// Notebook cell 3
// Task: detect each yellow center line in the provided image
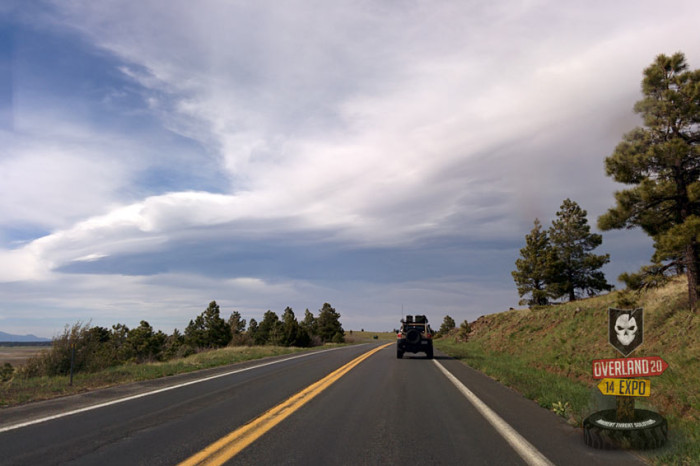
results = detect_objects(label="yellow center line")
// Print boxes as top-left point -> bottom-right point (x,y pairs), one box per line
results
179,343 -> 392,466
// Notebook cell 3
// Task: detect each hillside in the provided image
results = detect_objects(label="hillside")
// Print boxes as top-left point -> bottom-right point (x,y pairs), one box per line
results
0,332 -> 50,343
435,278 -> 698,465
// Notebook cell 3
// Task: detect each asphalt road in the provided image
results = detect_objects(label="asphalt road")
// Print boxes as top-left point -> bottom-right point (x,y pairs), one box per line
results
0,343 -> 645,465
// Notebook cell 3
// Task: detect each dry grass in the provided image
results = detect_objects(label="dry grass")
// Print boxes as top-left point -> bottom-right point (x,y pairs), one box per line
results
0,345 -> 49,367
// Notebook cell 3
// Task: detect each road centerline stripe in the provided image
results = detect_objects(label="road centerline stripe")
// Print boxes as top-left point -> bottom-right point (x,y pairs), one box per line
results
179,343 -> 391,466
434,360 -> 554,466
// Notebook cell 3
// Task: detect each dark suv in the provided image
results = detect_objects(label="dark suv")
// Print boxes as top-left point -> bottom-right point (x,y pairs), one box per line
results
397,315 -> 433,359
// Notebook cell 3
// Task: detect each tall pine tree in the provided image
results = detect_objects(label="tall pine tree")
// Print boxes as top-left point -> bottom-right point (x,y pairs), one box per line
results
598,52 -> 700,310
512,218 -> 560,305
316,303 -> 344,343
550,199 -> 611,301
185,301 -> 232,348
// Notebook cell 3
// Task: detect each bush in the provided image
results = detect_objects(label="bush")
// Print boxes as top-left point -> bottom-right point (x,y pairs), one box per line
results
127,321 -> 166,362
458,320 -> 471,341
175,344 -> 196,359
1,363 -> 14,382
19,321 -> 170,378
22,322 -> 117,377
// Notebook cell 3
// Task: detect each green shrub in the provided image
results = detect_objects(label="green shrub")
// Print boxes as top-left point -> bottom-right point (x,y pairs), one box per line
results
1,362 -> 14,382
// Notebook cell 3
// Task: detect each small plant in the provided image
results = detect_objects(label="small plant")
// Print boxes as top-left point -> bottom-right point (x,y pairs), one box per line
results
1,362 -> 14,382
616,289 -> 638,308
457,320 -> 471,341
551,400 -> 571,418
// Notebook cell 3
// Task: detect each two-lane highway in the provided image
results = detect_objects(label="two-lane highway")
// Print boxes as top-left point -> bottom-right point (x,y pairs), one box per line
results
1,344 -> 644,465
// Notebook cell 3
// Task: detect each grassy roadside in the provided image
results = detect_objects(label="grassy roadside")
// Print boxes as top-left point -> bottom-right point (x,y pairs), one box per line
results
434,278 -> 699,465
0,333 -> 389,408
0,345 -> 317,408
344,330 -> 396,342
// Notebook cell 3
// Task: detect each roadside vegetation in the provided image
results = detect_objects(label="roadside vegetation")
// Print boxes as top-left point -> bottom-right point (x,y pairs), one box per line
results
0,301 -> 345,407
435,278 -> 698,465
0,345 -> 315,407
490,52 -> 699,464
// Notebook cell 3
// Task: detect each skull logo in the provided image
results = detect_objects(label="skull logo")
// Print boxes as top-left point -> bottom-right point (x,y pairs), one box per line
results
615,314 -> 637,346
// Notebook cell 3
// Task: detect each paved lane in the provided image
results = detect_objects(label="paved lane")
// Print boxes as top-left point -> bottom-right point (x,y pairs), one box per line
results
229,348 -> 644,466
232,348 -> 525,465
0,344 -> 645,465
0,346 -> 373,465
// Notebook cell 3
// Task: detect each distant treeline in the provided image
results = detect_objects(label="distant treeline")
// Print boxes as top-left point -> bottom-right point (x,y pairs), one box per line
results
18,301 -> 344,378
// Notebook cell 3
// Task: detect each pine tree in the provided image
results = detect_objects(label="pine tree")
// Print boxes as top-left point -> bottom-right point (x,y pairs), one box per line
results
316,303 -> 344,343
512,218 -> 561,305
184,315 -> 206,348
226,310 -> 247,346
550,199 -> 611,301
280,307 -> 301,346
246,318 -> 259,343
438,315 -> 456,336
598,52 -> 700,310
227,311 -> 246,336
301,309 -> 317,335
257,310 -> 283,345
185,301 -> 232,348
164,328 -> 185,358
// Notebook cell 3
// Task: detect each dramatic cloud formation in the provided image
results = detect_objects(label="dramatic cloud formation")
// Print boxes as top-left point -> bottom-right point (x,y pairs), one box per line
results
1,0 -> 699,336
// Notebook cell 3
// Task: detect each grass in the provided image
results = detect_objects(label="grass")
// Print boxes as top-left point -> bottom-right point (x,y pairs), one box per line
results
434,277 -> 699,465
0,345 -> 316,407
344,330 -> 396,342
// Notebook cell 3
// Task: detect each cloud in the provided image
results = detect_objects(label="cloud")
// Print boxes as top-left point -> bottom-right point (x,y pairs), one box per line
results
2,1 -> 699,336
0,247 -> 46,282
0,138 -> 129,230
41,0 -> 698,241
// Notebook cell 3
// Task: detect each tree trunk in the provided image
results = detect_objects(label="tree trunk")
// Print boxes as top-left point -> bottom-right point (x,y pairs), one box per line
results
686,241 -> 699,312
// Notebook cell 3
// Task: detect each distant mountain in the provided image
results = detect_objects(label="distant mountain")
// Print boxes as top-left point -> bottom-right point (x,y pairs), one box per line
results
0,331 -> 50,342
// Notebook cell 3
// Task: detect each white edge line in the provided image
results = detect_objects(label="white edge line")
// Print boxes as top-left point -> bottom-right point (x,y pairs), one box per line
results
0,345 -> 358,434
433,360 -> 555,466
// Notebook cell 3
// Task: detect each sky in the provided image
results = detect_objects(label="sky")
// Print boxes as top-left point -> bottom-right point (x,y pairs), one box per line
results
1,1 -> 699,338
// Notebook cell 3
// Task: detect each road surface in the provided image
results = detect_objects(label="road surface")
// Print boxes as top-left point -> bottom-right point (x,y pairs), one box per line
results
0,343 -> 644,465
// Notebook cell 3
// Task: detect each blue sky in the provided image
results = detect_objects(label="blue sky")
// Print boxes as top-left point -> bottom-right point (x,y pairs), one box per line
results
1,0 -> 699,338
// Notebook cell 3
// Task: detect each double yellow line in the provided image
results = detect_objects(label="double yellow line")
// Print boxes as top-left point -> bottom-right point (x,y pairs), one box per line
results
180,343 -> 391,466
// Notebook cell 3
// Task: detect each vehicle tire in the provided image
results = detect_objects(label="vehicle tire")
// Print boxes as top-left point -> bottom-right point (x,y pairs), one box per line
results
426,347 -> 433,359
406,329 -> 421,345
583,409 -> 667,450
397,349 -> 403,359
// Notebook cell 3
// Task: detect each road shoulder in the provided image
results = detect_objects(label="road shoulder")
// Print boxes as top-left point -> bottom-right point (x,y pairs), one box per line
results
434,352 -> 646,466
